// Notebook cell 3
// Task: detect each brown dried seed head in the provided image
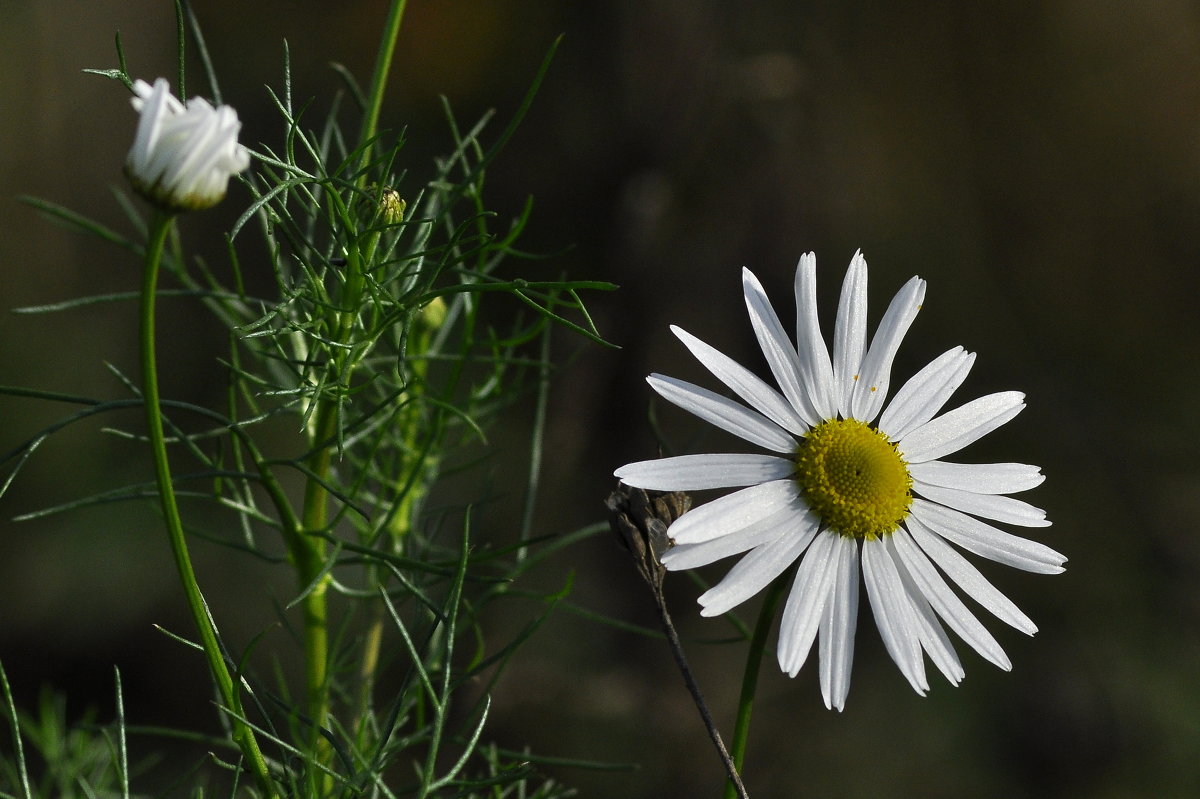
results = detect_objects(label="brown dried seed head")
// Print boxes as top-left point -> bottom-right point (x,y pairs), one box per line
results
606,482 -> 691,587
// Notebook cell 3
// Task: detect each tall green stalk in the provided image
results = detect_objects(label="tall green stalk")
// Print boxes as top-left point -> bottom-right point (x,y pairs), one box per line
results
140,211 -> 276,798
294,0 -> 410,776
357,0 -> 408,187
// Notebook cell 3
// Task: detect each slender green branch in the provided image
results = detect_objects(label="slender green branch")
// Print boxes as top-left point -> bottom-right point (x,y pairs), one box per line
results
516,315 -> 552,564
416,522 -> 472,799
357,0 -> 408,186
139,211 -> 276,798
0,660 -> 32,799
724,574 -> 790,799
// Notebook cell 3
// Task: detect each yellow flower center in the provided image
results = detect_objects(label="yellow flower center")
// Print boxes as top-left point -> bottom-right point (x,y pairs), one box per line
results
794,418 -> 912,539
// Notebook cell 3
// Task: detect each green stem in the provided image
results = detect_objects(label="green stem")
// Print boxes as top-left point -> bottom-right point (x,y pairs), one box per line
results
357,0 -> 409,187
140,212 -> 276,798
297,424 -> 334,785
724,574 -> 790,799
294,0 -> 410,780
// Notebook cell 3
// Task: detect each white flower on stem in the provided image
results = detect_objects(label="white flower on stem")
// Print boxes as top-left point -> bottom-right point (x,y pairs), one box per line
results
125,78 -> 250,212
615,251 -> 1065,711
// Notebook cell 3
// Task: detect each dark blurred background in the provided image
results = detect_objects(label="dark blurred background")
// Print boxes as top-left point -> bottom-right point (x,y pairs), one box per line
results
3,1 -> 1199,797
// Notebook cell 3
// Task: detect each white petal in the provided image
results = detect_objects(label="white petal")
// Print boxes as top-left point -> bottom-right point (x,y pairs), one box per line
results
905,514 -> 1038,634
849,275 -> 926,422
699,516 -> 819,616
666,480 -> 800,545
614,453 -> 794,491
648,374 -> 798,453
793,253 -> 837,420
915,482 -> 1050,527
899,392 -> 1025,464
877,347 -> 974,440
890,528 -> 1011,670
900,572 -> 965,686
662,502 -> 810,570
776,531 -> 840,675
129,79 -> 169,172
671,326 -> 808,435
126,78 -> 247,210
742,268 -> 820,425
912,499 -> 1066,574
130,78 -> 155,106
861,538 -> 928,694
908,461 -> 1045,495
818,535 -> 859,710
832,251 -> 868,418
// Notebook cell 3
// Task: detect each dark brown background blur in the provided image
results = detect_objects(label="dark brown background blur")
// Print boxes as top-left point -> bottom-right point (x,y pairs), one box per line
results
3,1 -> 1199,797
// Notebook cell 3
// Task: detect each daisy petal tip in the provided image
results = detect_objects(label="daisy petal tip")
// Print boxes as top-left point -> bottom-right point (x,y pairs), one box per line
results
778,656 -> 801,679
741,268 -> 766,295
611,463 -> 648,484
905,274 -> 927,294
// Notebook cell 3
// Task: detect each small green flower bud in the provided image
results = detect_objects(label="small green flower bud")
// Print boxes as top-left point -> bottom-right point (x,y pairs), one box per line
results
380,189 -> 406,226
418,296 -> 447,331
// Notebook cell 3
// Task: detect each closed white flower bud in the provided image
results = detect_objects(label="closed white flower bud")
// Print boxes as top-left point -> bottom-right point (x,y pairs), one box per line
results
126,78 -> 250,212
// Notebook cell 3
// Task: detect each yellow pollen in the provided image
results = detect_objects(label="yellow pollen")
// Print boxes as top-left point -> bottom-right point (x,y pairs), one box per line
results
794,418 -> 912,539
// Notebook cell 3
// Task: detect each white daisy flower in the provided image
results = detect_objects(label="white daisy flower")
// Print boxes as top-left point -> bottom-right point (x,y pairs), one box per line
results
126,78 -> 250,212
614,251 -> 1065,711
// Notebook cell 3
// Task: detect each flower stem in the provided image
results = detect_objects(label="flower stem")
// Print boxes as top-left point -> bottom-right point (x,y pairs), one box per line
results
651,583 -> 748,799
294,0 -> 409,780
357,0 -> 408,186
139,211 -> 276,798
296,422 -> 334,786
723,573 -> 789,799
